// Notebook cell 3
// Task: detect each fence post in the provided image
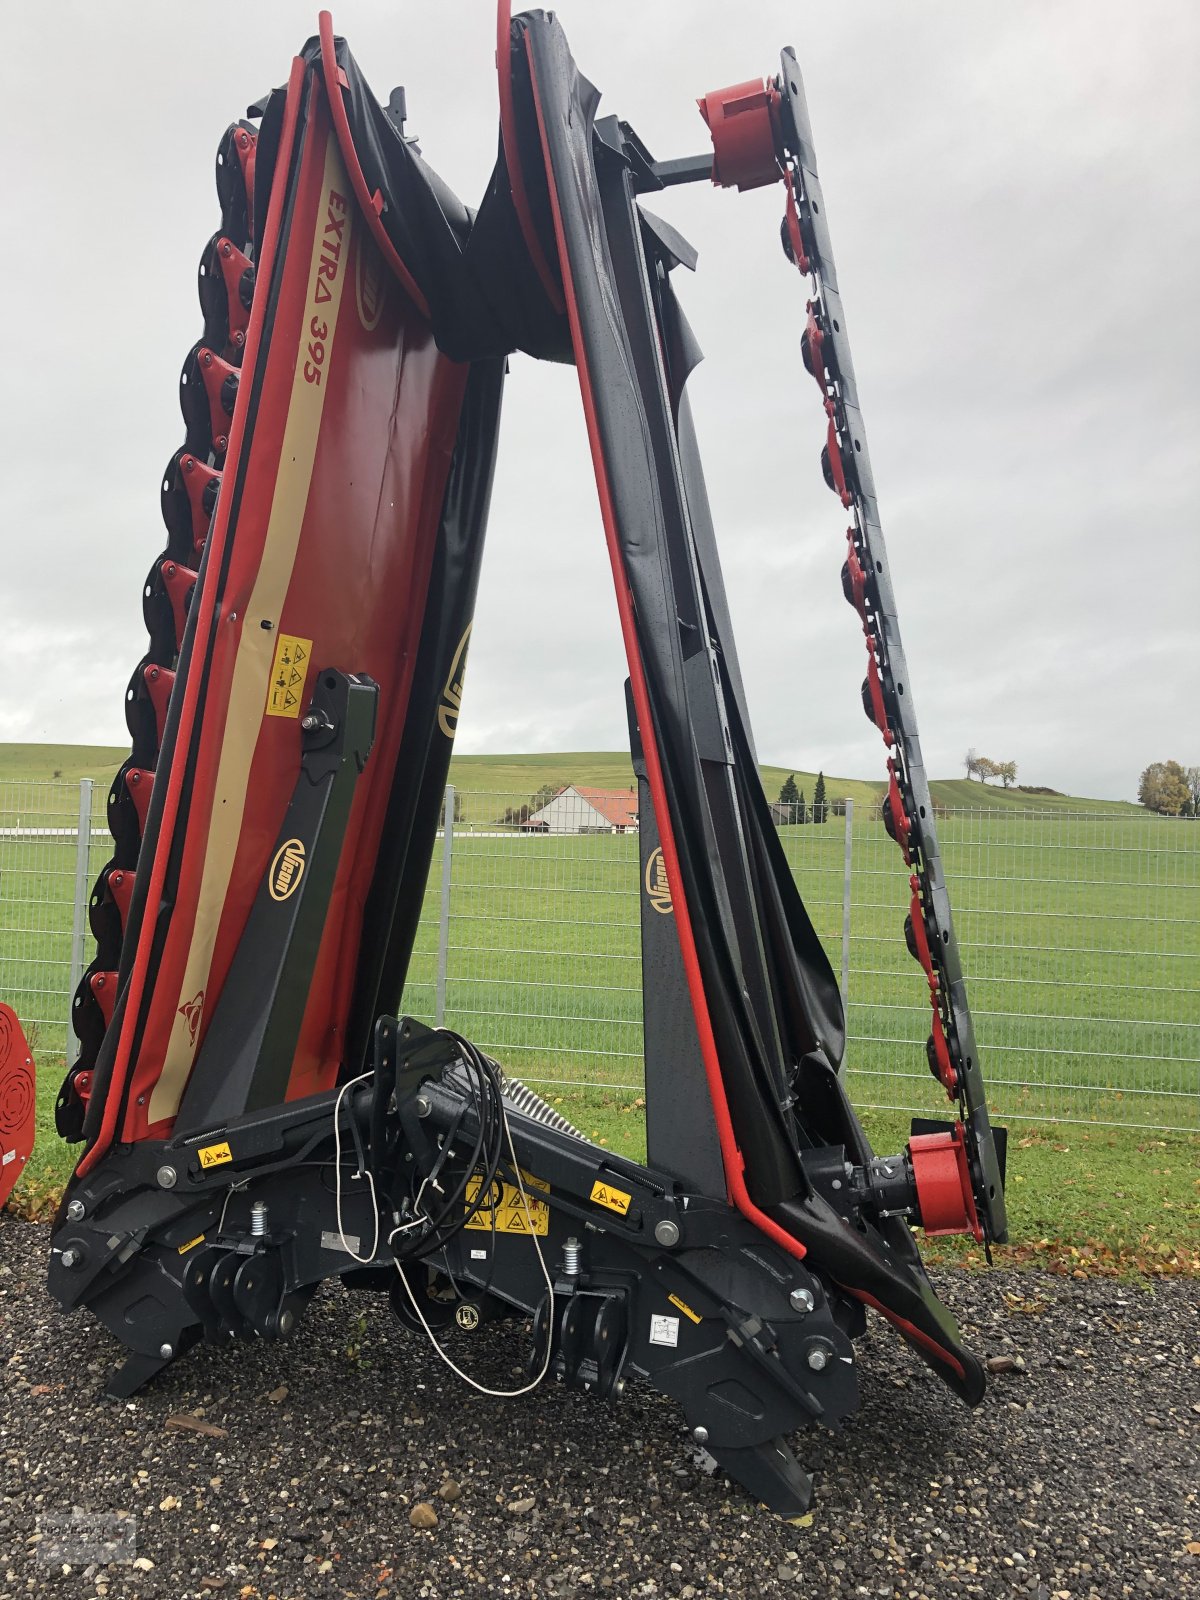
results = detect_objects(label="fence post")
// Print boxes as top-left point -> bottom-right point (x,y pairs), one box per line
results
840,799 -> 853,1020
66,778 -> 94,1047
435,783 -> 455,1027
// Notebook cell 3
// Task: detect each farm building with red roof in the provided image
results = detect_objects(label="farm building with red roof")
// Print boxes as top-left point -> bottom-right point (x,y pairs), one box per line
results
522,785 -> 639,833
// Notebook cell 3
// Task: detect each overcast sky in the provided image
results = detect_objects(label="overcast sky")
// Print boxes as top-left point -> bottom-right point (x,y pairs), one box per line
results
1,3 -> 1195,799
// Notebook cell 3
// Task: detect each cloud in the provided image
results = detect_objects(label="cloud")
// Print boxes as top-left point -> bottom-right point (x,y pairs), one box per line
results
1,1 -> 1195,801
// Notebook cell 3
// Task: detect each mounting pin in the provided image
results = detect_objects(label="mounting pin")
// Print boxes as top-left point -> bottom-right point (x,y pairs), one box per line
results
66,1199 -> 86,1222
789,1287 -> 815,1313
156,1165 -> 178,1189
692,1425 -> 709,1444
654,1219 -> 681,1248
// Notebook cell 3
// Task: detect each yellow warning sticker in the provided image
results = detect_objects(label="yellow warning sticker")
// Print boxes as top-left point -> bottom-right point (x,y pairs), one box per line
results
197,1141 -> 232,1170
668,1293 -> 702,1325
590,1179 -> 632,1216
265,633 -> 313,718
177,1233 -> 206,1255
464,1169 -> 550,1235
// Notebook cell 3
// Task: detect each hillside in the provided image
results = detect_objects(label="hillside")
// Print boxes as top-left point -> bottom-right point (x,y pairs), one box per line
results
929,779 -> 1141,815
444,753 -> 885,820
0,744 -> 1137,816
0,744 -> 129,785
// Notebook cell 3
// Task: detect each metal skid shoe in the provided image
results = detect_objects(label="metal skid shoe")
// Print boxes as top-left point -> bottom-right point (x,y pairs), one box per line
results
522,1238 -> 858,1517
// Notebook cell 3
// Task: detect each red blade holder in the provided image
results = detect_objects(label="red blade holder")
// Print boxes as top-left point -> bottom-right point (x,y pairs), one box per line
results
0,1003 -> 36,1208
909,1124 -> 982,1241
696,79 -> 781,192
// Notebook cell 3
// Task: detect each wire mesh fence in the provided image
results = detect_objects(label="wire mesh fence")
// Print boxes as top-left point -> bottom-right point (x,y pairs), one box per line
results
1,779 -> 1196,1131
407,790 -> 1199,1132
0,780 -> 108,1065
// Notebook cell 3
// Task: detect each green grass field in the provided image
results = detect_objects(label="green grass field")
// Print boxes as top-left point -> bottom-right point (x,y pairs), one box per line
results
392,815 -> 1198,1131
2,745 -> 1196,1267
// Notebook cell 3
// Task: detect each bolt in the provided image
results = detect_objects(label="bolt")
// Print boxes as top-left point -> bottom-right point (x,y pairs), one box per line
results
66,1199 -> 86,1222
301,713 -> 320,730
160,1343 -> 174,1360
692,1426 -> 709,1445
156,1165 -> 178,1190
789,1287 -> 815,1314
653,1219 -> 681,1248
278,1310 -> 295,1336
60,1247 -> 81,1269
806,1347 -> 829,1372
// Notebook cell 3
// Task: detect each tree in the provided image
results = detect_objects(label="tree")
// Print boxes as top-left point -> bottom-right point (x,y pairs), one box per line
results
775,773 -> 801,825
796,787 -> 808,824
530,780 -> 569,811
813,771 -> 828,823
1186,766 -> 1200,815
997,760 -> 1018,790
1137,761 -> 1191,816
974,756 -> 999,784
964,747 -> 979,781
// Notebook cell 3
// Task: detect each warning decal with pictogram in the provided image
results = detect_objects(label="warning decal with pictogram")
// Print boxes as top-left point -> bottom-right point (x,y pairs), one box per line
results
463,1168 -> 550,1235
265,633 -> 313,718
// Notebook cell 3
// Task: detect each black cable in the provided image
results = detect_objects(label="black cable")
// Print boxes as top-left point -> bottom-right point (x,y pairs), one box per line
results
388,1030 -> 508,1266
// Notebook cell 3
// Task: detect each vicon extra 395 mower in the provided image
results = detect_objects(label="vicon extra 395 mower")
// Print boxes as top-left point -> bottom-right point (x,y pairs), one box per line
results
44,6 -> 1007,1514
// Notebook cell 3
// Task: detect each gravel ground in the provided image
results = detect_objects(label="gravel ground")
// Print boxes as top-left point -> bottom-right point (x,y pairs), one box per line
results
1,1216 -> 1196,1600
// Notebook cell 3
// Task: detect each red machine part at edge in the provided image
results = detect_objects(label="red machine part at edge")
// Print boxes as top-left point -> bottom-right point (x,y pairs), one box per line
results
0,1004 -> 36,1208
